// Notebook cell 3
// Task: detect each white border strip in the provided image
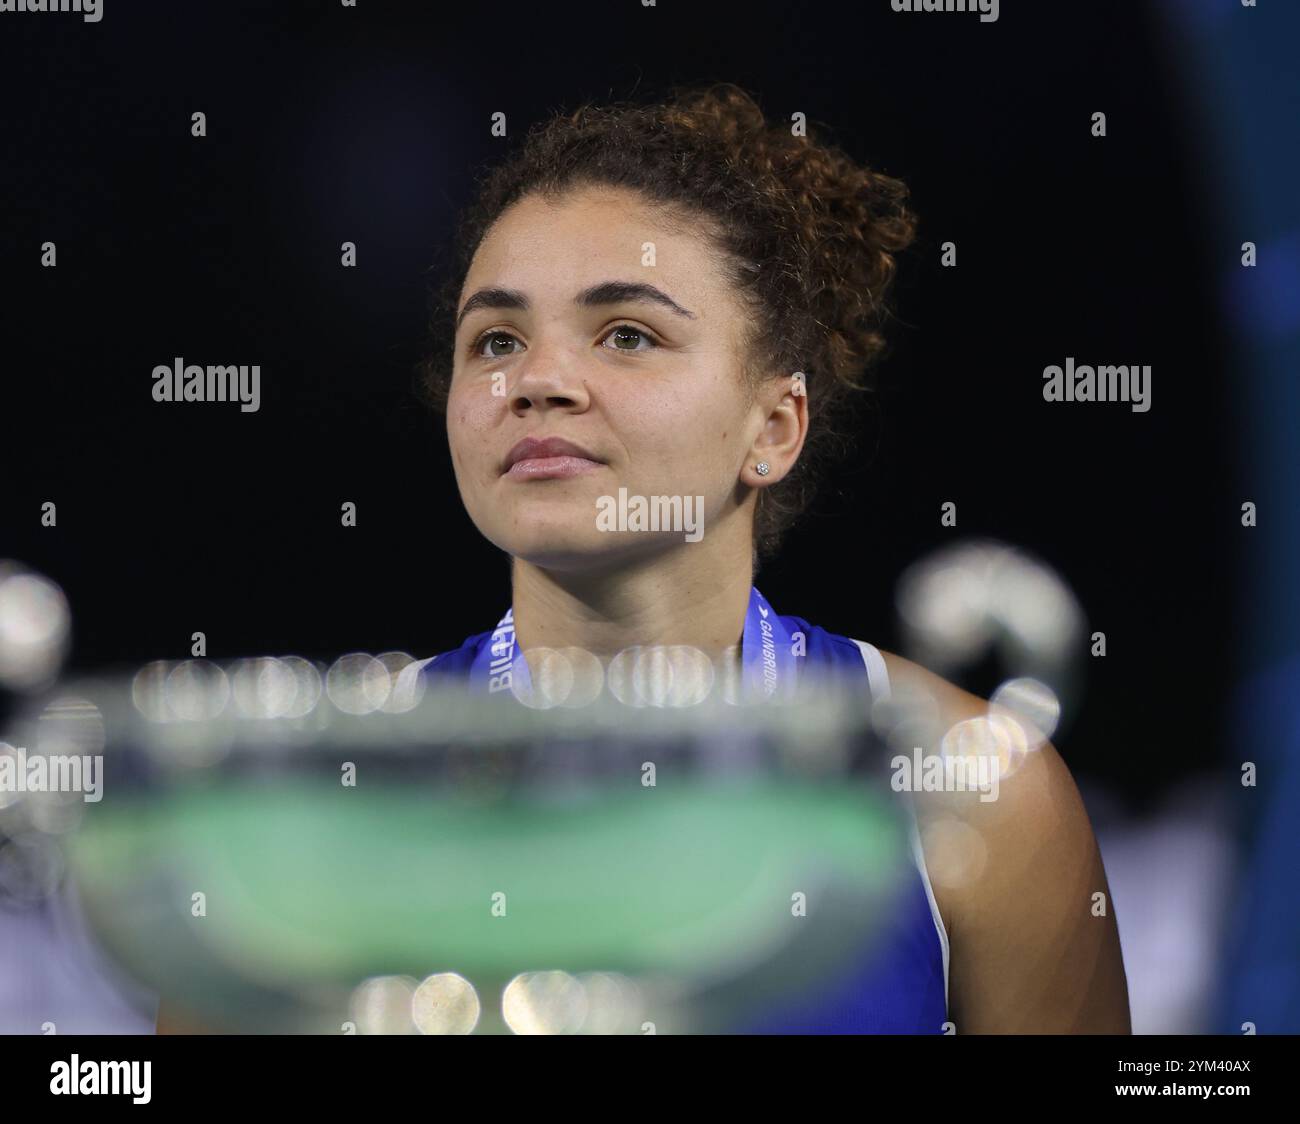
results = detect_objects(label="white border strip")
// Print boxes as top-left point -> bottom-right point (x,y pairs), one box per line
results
852,638 -> 950,1016
393,655 -> 437,702
851,638 -> 892,704
908,814 -> 952,1015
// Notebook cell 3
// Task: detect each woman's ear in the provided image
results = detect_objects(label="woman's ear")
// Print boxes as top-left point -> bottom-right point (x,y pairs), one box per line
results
744,374 -> 809,486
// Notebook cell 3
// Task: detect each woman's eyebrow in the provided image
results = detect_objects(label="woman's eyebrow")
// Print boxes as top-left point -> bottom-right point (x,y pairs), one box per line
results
456,281 -> 697,332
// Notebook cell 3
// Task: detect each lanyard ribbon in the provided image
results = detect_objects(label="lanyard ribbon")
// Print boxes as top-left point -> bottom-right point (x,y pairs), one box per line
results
470,586 -> 797,701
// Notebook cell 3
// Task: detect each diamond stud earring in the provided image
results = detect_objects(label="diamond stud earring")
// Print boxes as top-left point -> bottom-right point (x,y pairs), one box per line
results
755,461 -> 771,477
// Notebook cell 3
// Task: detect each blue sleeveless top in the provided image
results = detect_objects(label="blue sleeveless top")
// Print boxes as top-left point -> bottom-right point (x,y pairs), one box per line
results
413,612 -> 949,1034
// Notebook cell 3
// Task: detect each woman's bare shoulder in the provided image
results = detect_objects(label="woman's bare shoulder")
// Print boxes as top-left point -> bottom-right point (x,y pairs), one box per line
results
875,649 -> 1131,1033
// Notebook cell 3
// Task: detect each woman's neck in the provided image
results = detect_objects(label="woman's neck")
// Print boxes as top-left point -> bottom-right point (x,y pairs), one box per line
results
509,542 -> 754,660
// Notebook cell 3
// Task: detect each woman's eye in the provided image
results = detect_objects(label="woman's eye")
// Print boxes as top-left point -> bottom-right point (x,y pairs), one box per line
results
601,324 -> 658,352
475,331 -> 522,359
472,324 -> 658,359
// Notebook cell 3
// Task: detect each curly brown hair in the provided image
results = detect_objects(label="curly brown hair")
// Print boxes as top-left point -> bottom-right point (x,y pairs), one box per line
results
418,81 -> 917,560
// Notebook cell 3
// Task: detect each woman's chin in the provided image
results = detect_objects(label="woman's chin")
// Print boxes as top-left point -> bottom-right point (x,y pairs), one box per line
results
502,529 -> 679,573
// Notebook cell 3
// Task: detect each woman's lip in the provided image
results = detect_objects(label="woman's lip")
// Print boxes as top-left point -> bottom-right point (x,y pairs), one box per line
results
505,455 -> 604,479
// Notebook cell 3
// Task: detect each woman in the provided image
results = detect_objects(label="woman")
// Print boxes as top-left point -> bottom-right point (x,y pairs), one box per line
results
161,82 -> 1129,1034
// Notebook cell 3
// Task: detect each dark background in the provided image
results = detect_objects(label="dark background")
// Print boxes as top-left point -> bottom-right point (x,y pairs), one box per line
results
1,0 -> 1234,810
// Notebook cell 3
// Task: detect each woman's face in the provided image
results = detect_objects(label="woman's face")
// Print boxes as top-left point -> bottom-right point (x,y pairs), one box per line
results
447,185 -> 768,571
